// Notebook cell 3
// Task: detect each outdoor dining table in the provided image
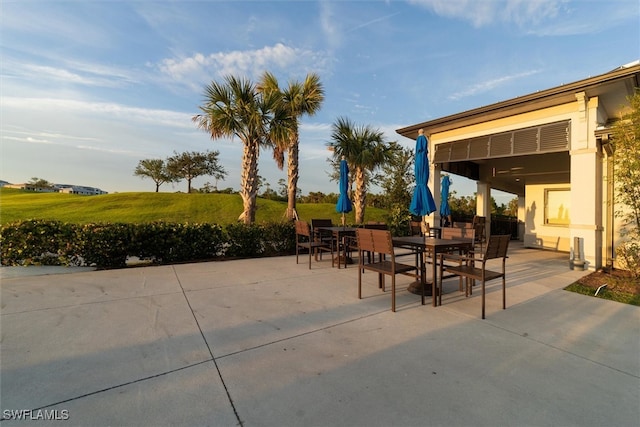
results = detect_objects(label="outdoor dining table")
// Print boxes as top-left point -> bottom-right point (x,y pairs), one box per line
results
316,226 -> 359,268
392,236 -> 474,307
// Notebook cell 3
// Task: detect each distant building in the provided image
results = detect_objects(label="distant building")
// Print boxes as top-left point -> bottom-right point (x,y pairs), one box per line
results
54,184 -> 108,195
2,182 -> 108,195
3,183 -> 59,193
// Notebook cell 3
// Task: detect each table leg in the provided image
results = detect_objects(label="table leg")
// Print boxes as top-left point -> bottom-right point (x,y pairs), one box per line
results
433,248 -> 439,307
406,248 -> 433,299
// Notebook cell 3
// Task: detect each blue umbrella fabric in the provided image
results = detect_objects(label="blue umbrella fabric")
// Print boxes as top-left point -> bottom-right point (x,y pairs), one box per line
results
410,132 -> 437,217
336,158 -> 353,215
440,175 -> 451,217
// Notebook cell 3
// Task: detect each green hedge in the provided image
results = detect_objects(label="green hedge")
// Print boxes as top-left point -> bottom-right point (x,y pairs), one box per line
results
0,219 -> 295,269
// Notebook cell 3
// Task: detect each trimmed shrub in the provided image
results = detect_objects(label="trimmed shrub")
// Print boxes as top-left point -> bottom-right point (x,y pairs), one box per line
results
0,219 -> 77,266
76,223 -> 133,269
261,221 -> 296,256
223,223 -> 265,258
1,219 -> 294,269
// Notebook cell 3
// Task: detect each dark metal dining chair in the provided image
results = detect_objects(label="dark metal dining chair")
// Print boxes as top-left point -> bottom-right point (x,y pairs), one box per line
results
356,228 -> 421,312
295,220 -> 333,269
439,234 -> 510,319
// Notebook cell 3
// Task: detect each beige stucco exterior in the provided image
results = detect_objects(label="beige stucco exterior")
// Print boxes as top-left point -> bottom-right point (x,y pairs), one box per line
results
397,62 -> 640,271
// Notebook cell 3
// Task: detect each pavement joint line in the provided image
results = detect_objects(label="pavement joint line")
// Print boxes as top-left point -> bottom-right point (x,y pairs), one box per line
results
0,360 -> 213,421
172,265 -> 245,427
215,304 -> 411,360
438,290 -> 640,379
0,290 -> 185,316
487,318 -> 640,379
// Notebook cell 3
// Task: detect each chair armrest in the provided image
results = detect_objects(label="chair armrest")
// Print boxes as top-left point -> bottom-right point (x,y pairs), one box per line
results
438,252 -> 482,263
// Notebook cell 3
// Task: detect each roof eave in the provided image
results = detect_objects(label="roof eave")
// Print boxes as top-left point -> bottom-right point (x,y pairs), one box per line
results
397,63 -> 640,140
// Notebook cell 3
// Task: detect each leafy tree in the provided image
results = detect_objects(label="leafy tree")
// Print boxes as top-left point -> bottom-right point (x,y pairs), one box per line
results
166,150 -> 227,193
327,117 -> 394,224
277,178 -> 288,199
27,177 -> 54,189
258,72 -> 325,220
193,75 -> 290,224
505,197 -> 519,217
378,142 -> 414,209
371,142 -> 415,232
612,88 -> 640,276
448,191 -> 476,218
134,159 -> 173,192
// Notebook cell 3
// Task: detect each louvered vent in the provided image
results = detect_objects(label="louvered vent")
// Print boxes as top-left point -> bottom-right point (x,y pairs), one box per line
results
450,141 -> 469,160
468,136 -> 489,159
513,128 -> 539,154
432,120 -> 570,163
490,133 -> 512,157
433,144 -> 450,163
540,121 -> 569,151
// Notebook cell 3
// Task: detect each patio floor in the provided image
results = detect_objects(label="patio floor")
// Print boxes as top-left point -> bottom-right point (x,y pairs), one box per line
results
1,242 -> 639,426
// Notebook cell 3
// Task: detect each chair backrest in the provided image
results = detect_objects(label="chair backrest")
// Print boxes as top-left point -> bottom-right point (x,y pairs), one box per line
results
295,220 -> 311,237
356,228 -> 393,256
483,235 -> 510,260
473,215 -> 486,225
453,222 -> 473,230
441,226 -> 475,241
409,221 -> 422,236
364,222 -> 388,230
311,219 -> 333,229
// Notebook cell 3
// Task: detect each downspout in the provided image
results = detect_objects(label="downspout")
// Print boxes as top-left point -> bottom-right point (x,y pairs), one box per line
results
602,135 -> 615,270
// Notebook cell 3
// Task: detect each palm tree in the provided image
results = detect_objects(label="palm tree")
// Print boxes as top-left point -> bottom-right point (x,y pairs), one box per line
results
258,72 -> 325,221
327,117 -> 394,224
193,75 -> 289,224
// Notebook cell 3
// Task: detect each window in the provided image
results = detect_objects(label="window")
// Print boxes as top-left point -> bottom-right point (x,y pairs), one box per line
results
545,188 -> 570,225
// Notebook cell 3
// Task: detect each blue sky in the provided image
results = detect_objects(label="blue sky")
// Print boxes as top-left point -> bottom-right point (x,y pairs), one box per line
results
2,0 -> 638,205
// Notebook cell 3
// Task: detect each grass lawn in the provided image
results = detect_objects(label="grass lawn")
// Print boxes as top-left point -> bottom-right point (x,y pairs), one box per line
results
565,268 -> 640,306
0,188 -> 389,225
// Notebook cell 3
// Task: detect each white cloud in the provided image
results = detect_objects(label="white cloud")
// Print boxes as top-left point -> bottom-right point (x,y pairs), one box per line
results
3,56 -> 142,90
319,1 -> 341,49
1,97 -> 193,130
157,43 -> 332,90
448,69 -> 542,100
408,0 -> 562,27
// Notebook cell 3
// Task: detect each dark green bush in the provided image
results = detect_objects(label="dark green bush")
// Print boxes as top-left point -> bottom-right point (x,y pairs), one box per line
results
76,223 -> 133,269
131,221 -> 178,263
1,220 -> 294,268
224,223 -> 266,258
0,219 -> 77,266
168,223 -> 225,262
260,221 -> 296,256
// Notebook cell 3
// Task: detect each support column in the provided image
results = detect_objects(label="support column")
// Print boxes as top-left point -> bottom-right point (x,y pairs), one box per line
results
476,181 -> 491,236
517,196 -> 526,241
569,93 -> 603,270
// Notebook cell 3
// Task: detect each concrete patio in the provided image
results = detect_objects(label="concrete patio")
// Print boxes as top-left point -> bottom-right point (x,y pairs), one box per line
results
1,242 -> 639,426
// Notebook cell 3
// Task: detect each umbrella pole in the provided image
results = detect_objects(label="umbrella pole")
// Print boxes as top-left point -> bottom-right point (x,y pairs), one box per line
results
407,215 -> 435,296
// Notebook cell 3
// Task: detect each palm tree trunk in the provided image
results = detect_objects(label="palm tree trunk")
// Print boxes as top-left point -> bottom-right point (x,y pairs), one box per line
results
354,166 -> 366,224
239,140 -> 259,224
286,134 -> 299,220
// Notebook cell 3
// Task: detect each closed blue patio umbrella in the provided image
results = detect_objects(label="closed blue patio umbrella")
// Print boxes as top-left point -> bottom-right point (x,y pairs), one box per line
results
410,130 -> 436,221
440,175 -> 452,227
336,157 -> 353,226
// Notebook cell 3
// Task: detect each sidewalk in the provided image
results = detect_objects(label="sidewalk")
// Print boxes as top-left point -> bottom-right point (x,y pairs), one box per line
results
1,244 -> 638,426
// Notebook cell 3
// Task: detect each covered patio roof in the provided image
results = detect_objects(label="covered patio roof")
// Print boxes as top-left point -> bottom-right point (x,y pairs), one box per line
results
395,62 -> 640,195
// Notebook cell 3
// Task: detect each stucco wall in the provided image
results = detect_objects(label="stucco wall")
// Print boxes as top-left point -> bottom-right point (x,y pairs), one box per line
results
523,183 -> 571,252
